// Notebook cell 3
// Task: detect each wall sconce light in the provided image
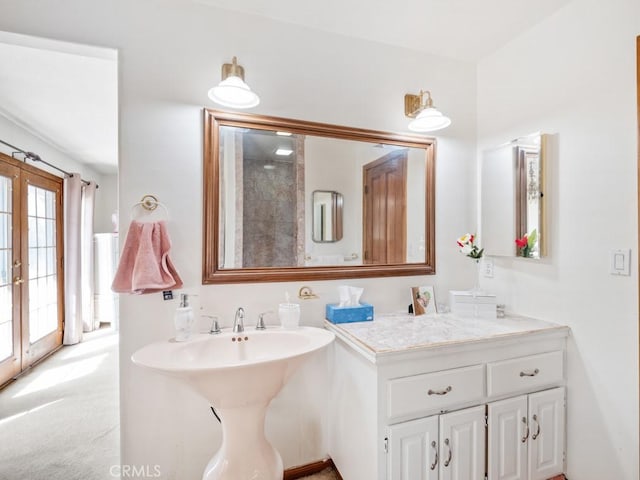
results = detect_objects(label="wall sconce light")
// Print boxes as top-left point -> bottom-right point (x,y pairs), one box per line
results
208,56 -> 260,109
404,90 -> 451,132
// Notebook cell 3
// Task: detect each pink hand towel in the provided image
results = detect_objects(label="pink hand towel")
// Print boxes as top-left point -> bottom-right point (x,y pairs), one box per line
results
112,220 -> 183,294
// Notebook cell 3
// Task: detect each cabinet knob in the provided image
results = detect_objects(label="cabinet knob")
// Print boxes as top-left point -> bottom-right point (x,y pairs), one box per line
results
531,414 -> 541,440
430,440 -> 438,470
13,276 -> 24,285
520,368 -> 539,377
521,416 -> 530,443
443,438 -> 452,467
427,385 -> 452,396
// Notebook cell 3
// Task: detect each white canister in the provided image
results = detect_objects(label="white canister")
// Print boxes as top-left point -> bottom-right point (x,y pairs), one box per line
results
279,303 -> 300,329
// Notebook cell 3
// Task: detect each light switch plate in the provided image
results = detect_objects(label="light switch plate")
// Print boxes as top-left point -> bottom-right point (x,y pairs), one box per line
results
610,249 -> 631,276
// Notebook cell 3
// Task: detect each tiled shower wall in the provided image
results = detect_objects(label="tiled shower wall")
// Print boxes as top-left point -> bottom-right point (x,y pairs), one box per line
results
242,154 -> 298,267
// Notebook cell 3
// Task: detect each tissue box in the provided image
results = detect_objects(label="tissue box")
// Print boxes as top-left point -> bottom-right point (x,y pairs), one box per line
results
449,290 -> 497,319
325,303 -> 374,324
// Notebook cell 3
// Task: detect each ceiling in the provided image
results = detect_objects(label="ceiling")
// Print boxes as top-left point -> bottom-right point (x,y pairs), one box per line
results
195,0 -> 572,61
0,2 -> 570,176
0,31 -> 118,175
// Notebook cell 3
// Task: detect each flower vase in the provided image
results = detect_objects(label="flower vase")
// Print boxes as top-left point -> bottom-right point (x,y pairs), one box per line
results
472,259 -> 482,296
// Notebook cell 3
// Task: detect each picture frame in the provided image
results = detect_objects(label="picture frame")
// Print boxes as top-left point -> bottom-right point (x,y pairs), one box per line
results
411,285 -> 437,315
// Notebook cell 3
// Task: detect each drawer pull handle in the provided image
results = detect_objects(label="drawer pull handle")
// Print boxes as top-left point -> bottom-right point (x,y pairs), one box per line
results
443,438 -> 452,467
520,368 -> 539,377
428,386 -> 452,396
521,416 -> 529,443
531,414 -> 541,440
430,440 -> 438,470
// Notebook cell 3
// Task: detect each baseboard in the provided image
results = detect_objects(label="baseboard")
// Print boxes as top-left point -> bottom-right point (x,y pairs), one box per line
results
283,458 -> 342,480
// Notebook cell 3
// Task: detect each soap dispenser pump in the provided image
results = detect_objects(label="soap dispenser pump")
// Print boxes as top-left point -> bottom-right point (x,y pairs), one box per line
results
174,293 -> 194,342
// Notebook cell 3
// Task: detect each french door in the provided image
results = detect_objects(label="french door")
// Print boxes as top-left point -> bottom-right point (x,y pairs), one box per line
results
0,153 -> 64,386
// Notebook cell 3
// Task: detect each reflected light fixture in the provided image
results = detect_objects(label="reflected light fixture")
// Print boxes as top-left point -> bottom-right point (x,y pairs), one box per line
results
275,148 -> 293,156
404,90 -> 451,132
208,56 -> 260,109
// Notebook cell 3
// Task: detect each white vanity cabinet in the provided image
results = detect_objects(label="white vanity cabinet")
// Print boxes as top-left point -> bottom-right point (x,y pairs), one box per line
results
325,314 -> 569,480
389,405 -> 486,480
488,388 -> 565,480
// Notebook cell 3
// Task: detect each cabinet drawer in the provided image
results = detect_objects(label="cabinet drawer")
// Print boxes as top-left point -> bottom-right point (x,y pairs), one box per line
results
387,364 -> 484,421
487,350 -> 564,398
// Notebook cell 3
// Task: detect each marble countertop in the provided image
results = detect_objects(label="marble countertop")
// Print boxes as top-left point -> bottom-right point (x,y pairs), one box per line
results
324,312 -> 568,358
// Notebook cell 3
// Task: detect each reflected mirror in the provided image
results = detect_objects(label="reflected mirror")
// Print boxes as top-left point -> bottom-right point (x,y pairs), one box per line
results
203,110 -> 435,283
312,191 -> 343,243
480,133 -> 546,258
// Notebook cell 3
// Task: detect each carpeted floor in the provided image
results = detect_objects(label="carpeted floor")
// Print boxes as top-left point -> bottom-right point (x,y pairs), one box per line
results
0,327 -> 120,480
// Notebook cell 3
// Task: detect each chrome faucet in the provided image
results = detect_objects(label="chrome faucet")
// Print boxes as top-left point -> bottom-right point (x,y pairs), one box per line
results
204,315 -> 221,335
233,307 -> 245,333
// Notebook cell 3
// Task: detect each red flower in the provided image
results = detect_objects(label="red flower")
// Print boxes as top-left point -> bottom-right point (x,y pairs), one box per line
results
515,235 -> 528,248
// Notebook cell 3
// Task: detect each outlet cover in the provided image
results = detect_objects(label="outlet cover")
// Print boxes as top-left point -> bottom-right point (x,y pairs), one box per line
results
483,258 -> 494,278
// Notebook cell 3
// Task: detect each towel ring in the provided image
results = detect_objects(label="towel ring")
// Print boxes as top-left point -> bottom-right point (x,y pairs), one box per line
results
130,195 -> 169,220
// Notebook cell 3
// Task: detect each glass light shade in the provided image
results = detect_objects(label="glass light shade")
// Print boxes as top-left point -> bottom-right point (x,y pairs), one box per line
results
208,75 -> 260,109
408,107 -> 451,132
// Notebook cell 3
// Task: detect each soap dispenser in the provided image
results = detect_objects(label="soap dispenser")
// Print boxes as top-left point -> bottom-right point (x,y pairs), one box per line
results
174,293 -> 194,342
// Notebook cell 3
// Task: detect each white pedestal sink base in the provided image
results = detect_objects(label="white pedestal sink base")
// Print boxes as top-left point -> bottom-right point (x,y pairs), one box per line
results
131,328 -> 335,480
202,403 -> 283,480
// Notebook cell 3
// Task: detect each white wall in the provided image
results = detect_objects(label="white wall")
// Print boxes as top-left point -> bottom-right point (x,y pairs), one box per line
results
0,1 -> 477,478
477,0 -> 639,478
305,136 -> 361,261
94,173 -> 118,233
0,114 -> 114,230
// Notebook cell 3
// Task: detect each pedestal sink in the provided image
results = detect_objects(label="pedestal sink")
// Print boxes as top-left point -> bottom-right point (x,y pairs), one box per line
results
131,327 -> 335,480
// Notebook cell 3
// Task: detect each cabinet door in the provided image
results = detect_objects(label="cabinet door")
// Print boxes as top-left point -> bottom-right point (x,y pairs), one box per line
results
389,416 -> 439,480
439,405 -> 486,480
528,387 -> 565,480
488,395 -> 528,480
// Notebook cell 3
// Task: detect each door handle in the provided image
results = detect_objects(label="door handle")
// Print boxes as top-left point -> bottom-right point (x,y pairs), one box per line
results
521,416 -> 529,443
13,260 -> 21,267
13,276 -> 24,285
531,414 -> 541,440
430,440 -> 438,470
428,386 -> 452,396
443,438 -> 452,467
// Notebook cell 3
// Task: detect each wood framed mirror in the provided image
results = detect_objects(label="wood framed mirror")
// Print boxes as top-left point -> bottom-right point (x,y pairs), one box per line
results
203,109 -> 436,284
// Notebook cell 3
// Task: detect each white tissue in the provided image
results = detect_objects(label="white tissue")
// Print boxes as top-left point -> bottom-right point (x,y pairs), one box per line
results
338,285 -> 363,307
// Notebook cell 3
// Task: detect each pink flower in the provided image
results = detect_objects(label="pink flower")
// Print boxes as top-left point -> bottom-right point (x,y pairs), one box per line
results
515,235 -> 528,248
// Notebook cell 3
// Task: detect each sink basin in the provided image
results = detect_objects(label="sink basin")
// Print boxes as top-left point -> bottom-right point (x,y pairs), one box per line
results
132,326 -> 335,480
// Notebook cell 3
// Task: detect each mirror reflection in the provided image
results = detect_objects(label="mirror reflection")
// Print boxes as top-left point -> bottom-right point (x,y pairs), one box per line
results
481,133 -> 545,258
203,110 -> 436,283
312,191 -> 343,243
218,125 -> 426,268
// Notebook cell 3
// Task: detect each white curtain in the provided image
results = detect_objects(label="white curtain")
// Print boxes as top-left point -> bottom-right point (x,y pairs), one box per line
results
81,182 -> 97,332
63,174 -> 83,345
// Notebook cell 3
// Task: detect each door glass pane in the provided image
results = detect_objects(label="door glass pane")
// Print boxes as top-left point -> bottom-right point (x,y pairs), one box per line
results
0,281 -> 11,362
0,249 -> 9,289
27,185 -> 59,343
0,213 -> 9,249
0,176 -> 12,362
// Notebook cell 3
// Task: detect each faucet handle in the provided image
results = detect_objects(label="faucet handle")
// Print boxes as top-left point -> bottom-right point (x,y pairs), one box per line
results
256,311 -> 273,330
203,315 -> 221,335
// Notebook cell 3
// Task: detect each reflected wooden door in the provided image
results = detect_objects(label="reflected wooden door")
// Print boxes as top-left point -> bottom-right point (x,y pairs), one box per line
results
0,153 -> 63,386
363,151 -> 407,264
